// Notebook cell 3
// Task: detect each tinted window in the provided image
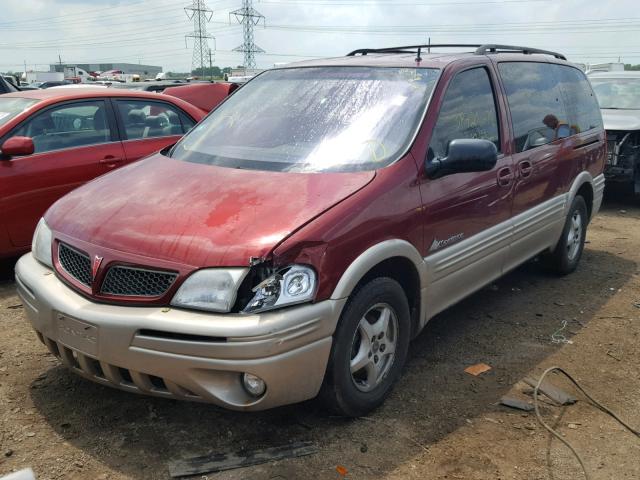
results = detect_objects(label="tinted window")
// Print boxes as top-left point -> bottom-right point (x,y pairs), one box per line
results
555,65 -> 603,133
115,100 -> 195,140
428,67 -> 500,160
12,101 -> 111,154
171,67 -> 440,172
498,62 -> 569,153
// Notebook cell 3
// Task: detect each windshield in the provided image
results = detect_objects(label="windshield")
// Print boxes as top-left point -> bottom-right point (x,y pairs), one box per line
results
171,66 -> 440,172
591,77 -> 640,109
0,97 -> 38,127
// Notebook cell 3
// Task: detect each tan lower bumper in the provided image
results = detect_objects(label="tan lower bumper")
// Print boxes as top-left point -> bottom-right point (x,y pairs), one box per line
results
15,253 -> 346,411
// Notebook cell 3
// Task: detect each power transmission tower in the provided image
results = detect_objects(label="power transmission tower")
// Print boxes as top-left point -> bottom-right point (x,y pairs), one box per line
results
185,0 -> 214,75
230,0 -> 265,71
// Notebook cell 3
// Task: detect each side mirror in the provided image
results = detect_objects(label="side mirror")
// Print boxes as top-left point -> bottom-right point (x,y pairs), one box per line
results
1,136 -> 35,158
426,139 -> 498,179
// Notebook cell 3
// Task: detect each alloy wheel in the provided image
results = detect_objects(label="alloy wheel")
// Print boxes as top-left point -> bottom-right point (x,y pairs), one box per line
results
349,303 -> 399,393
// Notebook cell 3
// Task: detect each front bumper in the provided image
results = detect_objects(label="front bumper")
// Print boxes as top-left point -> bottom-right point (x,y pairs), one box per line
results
15,253 -> 345,411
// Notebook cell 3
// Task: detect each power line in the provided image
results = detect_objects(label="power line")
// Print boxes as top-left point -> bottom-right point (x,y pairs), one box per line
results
230,0 -> 265,70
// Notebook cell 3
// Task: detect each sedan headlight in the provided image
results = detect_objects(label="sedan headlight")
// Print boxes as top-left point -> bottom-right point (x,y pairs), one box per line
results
242,265 -> 316,314
171,268 -> 247,312
32,218 -> 53,268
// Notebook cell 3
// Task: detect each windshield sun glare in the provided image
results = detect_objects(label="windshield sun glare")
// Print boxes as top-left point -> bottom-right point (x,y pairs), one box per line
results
171,66 -> 440,172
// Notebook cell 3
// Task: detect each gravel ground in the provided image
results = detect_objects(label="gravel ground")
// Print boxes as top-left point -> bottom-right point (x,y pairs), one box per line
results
1,195 -> 639,480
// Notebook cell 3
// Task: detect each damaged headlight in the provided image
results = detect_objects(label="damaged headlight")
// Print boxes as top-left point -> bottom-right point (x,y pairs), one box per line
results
171,268 -> 247,313
32,218 -> 53,268
242,265 -> 317,314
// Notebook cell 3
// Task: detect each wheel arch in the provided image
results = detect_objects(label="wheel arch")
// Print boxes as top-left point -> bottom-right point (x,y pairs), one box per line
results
567,171 -> 603,222
330,239 -> 426,337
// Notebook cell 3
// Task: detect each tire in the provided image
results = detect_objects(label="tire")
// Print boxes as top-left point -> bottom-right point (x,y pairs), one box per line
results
319,277 -> 411,417
543,195 -> 588,275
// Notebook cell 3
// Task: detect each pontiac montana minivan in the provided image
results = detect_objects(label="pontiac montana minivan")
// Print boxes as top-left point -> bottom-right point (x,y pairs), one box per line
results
16,44 -> 605,416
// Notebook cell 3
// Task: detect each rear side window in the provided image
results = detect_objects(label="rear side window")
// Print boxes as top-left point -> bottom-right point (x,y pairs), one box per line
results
12,100 -> 112,154
428,67 -> 500,161
498,62 -> 569,153
554,65 -> 603,134
114,99 -> 195,140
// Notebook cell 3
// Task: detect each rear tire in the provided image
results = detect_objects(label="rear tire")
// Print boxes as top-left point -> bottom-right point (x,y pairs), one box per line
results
543,195 -> 588,275
319,277 -> 410,417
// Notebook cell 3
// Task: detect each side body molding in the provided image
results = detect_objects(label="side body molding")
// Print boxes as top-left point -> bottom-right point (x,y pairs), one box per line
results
330,239 -> 427,301
328,172 -> 605,339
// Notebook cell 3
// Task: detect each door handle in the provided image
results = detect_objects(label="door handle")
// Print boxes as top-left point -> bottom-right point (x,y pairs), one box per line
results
99,156 -> 124,168
497,166 -> 513,187
519,160 -> 533,178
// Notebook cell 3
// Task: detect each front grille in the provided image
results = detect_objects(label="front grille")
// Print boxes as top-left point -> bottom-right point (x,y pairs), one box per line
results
58,243 -> 92,286
100,265 -> 177,297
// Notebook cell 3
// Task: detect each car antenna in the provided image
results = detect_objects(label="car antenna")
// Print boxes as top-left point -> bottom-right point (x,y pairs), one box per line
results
416,46 -> 422,63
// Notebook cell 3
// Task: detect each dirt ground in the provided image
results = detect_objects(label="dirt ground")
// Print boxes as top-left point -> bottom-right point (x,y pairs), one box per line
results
1,195 -> 639,480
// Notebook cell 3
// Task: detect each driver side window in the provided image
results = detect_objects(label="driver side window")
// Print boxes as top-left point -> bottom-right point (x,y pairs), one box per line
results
12,100 -> 111,154
428,67 -> 500,161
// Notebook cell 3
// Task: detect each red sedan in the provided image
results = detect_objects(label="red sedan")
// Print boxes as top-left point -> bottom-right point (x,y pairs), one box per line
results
0,88 -> 207,258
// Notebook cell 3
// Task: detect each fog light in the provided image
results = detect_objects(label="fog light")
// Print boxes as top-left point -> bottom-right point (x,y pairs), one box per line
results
242,373 -> 266,397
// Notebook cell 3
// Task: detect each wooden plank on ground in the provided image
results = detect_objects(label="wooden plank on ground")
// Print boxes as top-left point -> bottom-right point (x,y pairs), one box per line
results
168,441 -> 318,478
523,376 -> 577,405
500,395 -> 534,412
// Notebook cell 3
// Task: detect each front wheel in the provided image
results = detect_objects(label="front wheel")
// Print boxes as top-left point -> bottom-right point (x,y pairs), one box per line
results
542,195 -> 588,275
319,277 -> 411,417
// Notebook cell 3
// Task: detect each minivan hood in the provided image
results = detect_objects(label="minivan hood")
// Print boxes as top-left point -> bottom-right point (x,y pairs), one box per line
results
601,109 -> 640,131
45,154 -> 375,267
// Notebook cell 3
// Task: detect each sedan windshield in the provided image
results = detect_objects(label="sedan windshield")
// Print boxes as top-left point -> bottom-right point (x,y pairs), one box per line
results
591,77 -> 640,109
0,97 -> 38,127
171,66 -> 440,172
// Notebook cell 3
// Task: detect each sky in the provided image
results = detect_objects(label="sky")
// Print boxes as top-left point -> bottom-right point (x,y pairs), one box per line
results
2,0 -> 640,74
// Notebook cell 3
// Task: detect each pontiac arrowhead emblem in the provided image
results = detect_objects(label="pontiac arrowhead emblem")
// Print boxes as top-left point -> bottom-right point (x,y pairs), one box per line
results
92,255 -> 103,279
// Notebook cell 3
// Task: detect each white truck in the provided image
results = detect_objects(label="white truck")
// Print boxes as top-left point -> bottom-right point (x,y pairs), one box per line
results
63,66 -> 91,82
23,71 -> 64,85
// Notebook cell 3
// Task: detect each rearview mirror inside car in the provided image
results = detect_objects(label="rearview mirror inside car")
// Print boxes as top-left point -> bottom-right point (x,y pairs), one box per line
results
1,136 -> 35,158
425,139 -> 498,179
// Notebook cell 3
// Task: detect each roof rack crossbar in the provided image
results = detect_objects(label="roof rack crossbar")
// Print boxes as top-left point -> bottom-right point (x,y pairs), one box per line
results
475,44 -> 566,60
346,43 -> 566,61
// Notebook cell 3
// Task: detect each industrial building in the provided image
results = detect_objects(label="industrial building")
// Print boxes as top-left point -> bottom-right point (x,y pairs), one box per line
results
49,62 -> 162,78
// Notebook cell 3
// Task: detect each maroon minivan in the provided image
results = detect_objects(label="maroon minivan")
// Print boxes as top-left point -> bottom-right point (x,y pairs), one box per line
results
16,44 -> 605,416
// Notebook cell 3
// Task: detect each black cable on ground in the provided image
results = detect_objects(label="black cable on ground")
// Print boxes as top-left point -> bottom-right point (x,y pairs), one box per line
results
533,366 -> 640,480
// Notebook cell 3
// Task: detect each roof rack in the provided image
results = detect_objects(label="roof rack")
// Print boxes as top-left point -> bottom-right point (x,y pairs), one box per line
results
346,43 -> 566,61
475,44 -> 566,60
347,44 -> 481,56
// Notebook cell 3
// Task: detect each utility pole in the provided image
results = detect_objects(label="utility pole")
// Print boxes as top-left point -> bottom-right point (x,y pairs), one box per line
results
230,0 -> 265,72
185,0 -> 214,76
209,49 -> 214,81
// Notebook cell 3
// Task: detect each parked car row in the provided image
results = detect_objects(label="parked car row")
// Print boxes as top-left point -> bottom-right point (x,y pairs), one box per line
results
0,85 -> 242,258
10,44 -> 606,416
